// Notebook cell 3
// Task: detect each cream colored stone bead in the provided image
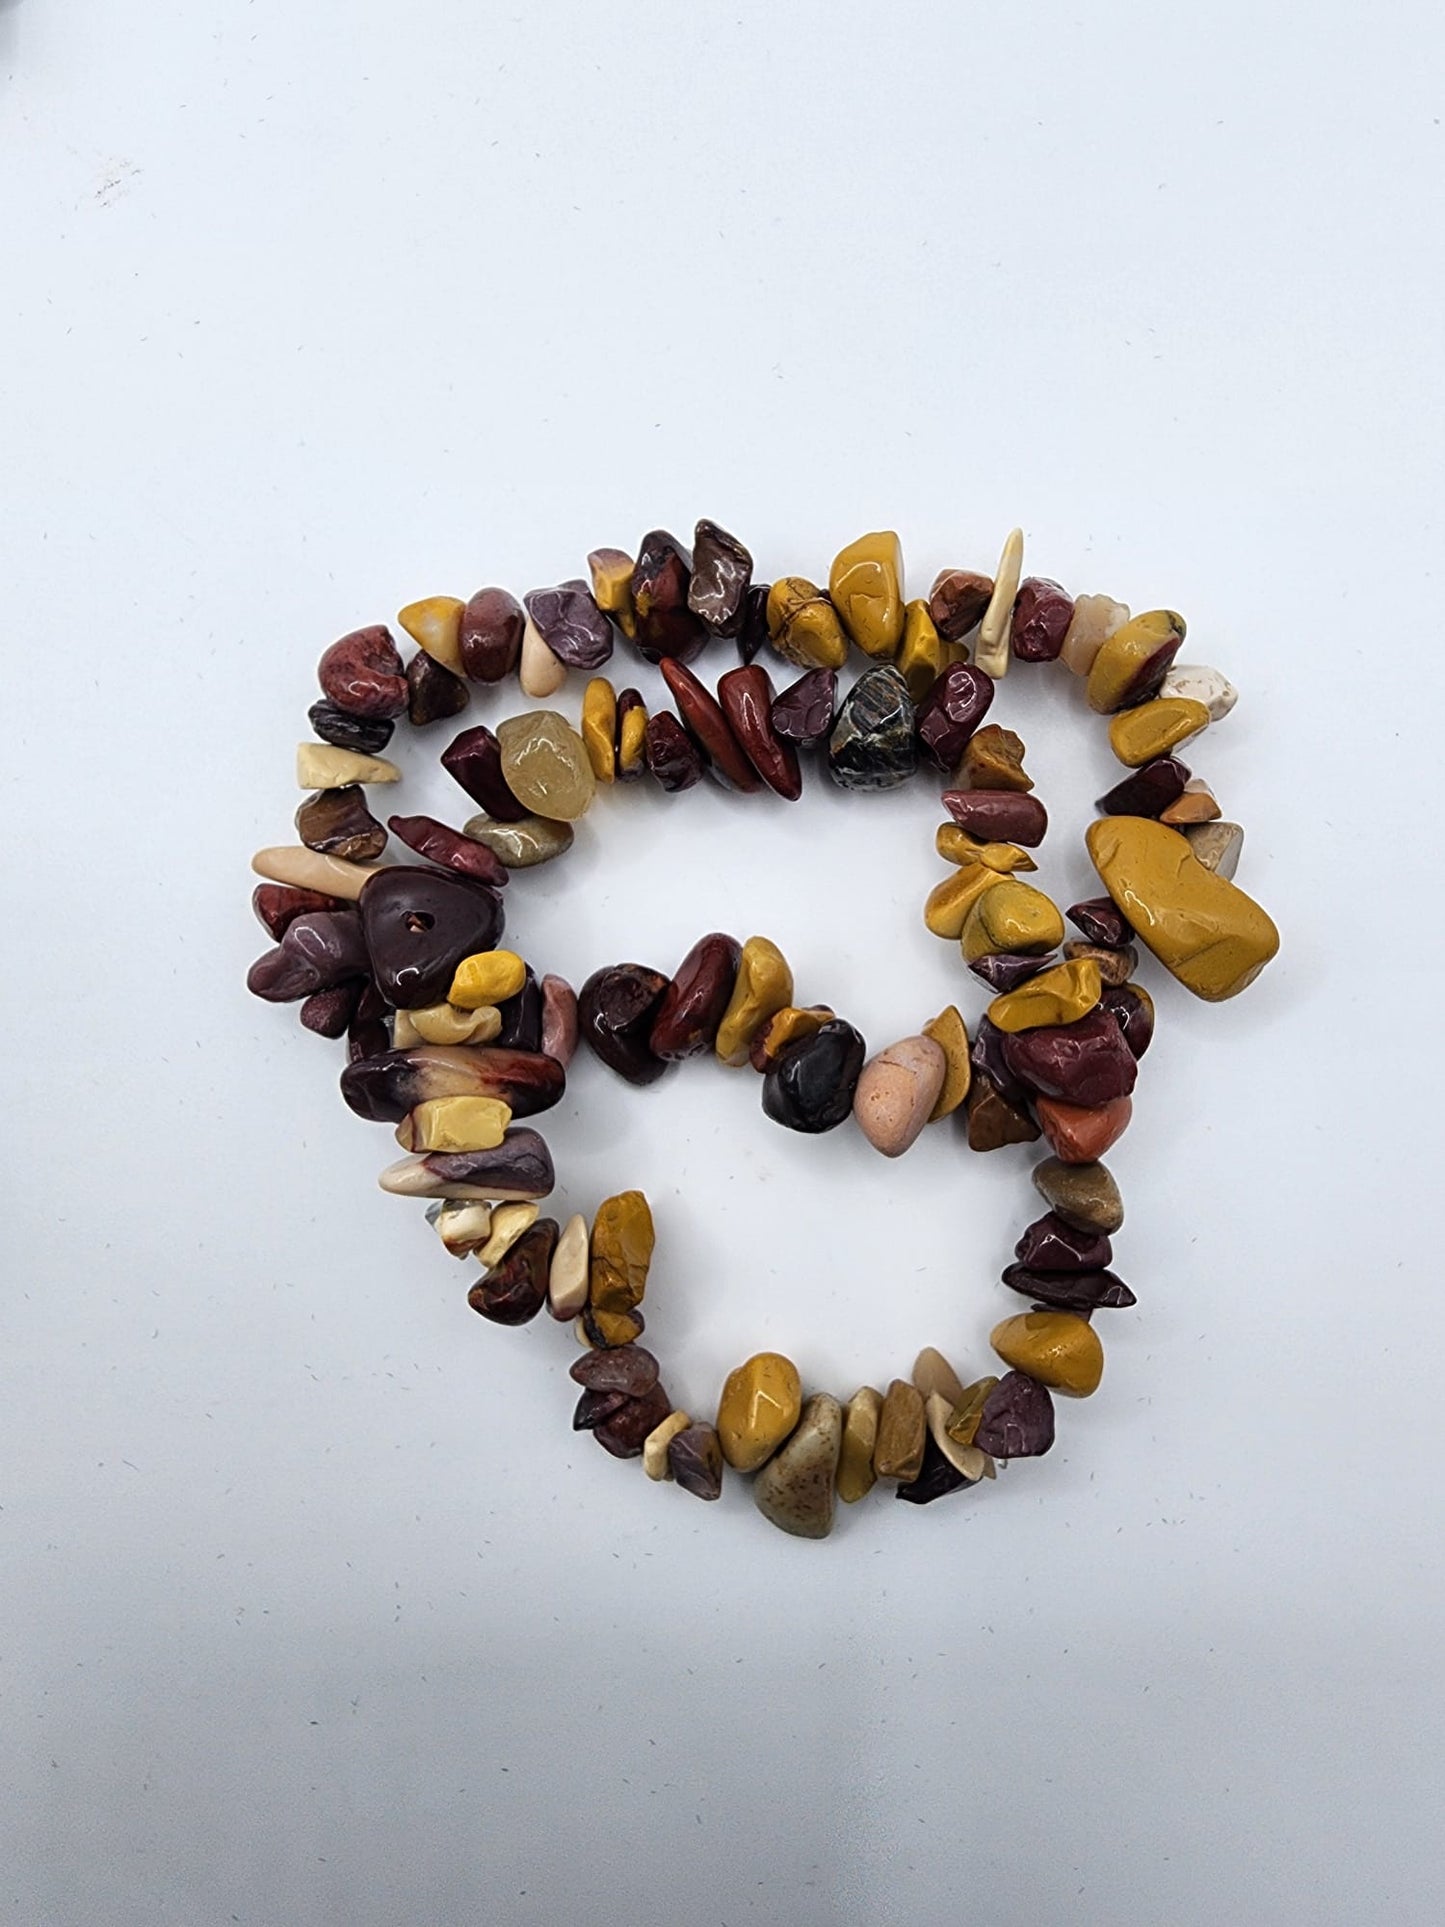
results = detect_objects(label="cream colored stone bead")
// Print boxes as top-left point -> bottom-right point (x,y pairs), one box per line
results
426,1198 -> 492,1259
475,1201 -> 540,1268
643,1410 -> 692,1481
913,1347 -> 967,1410
1159,661 -> 1238,721
925,1394 -> 994,1482
1060,594 -> 1130,676
395,1002 -> 502,1047
250,845 -> 378,900
973,528 -> 1023,676
295,743 -> 401,789
548,1213 -> 590,1319
519,614 -> 567,697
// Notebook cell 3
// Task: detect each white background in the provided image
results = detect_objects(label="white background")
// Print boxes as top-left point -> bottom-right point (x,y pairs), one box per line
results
3,3 -> 1443,1921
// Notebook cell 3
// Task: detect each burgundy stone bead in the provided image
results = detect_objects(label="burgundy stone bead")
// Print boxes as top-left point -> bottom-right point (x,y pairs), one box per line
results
1014,1211 -> 1114,1273
569,1344 -> 661,1396
762,1020 -> 867,1135
593,1379 -> 674,1459
631,530 -> 707,664
440,725 -> 529,822
1010,577 -> 1075,662
688,519 -> 753,636
1067,896 -> 1134,947
577,964 -> 673,1086
968,952 -> 1059,993
973,1371 -> 1055,1458
895,1432 -> 975,1505
572,1387 -> 630,1431
1002,1009 -> 1139,1108
358,865 -> 505,1009
717,665 -> 803,800
1096,757 -> 1191,818
346,979 -> 392,1063
1001,1263 -> 1136,1314
458,588 -> 525,684
915,663 -> 996,770
940,790 -> 1048,846
406,648 -> 469,727
386,813 -> 509,887
306,701 -> 395,756
615,688 -> 648,783
736,582 -> 771,665
316,625 -> 408,719
644,710 -> 705,792
523,581 -> 614,670
970,1016 -> 1031,1105
540,974 -> 578,1067
299,980 -> 363,1039
467,1218 -> 558,1326
495,967 -> 543,1053
415,1130 -> 554,1202
649,932 -> 742,1061
1100,982 -> 1155,1058
668,1423 -> 725,1500
247,910 -> 370,1003
929,568 -> 994,641
252,883 -> 346,941
770,666 -> 837,747
660,658 -> 761,792
340,1044 -> 565,1123
294,785 -> 387,863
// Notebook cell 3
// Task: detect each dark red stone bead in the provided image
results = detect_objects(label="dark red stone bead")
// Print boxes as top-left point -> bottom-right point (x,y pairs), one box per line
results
523,581 -> 614,670
1096,757 -> 1191,817
631,531 -> 707,664
770,666 -> 837,746
915,663 -> 995,770
668,1423 -> 725,1499
940,790 -> 1048,846
1067,896 -> 1133,947
1000,1264 -> 1136,1314
406,648 -> 469,727
467,1219 -> 558,1327
570,1345 -> 661,1396
299,980 -> 363,1039
593,1379 -> 674,1458
649,933 -> 742,1060
358,865 -> 504,1009
660,658 -> 761,792
762,1020 -> 866,1134
306,701 -> 395,755
1010,578 -> 1075,662
387,814 -> 509,887
316,625 -> 408,718
572,1387 -> 630,1430
928,569 -> 993,641
247,911 -> 369,1003
973,1371 -> 1055,1458
345,979 -> 391,1063
688,519 -> 753,636
969,1016 -> 1031,1105
644,710 -> 705,792
578,964 -> 673,1086
1100,982 -> 1154,1058
1014,1211 -> 1114,1272
1002,1009 -> 1139,1107
458,588 -> 525,683
252,883 -> 346,941
736,582 -> 770,665
717,665 -> 802,800
440,725 -> 529,822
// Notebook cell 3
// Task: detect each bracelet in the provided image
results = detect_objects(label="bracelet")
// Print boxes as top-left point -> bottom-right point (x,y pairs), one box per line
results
247,523 -> 1279,1539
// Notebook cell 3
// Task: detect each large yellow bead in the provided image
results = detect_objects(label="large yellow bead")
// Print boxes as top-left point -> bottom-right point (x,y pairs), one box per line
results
990,1312 -> 1104,1397
828,531 -> 905,659
716,1352 -> 803,1472
589,1190 -> 655,1313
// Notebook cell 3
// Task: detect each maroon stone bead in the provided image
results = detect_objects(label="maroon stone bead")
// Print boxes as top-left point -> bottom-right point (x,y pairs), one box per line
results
387,813 -> 509,887
577,964 -> 673,1086
467,1218 -> 558,1327
1002,1009 -> 1139,1108
1010,578 -> 1075,663
969,1016 -> 1032,1105
1067,896 -> 1133,947
406,648 -> 469,727
340,1044 -> 565,1123
631,531 -> 708,664
736,582 -> 770,665
346,979 -> 391,1063
1014,1211 -> 1114,1272
495,967 -> 543,1053
770,666 -> 837,746
929,568 -> 994,641
895,1432 -> 975,1504
358,865 -> 505,1009
458,588 -> 525,684
1001,1263 -> 1136,1314
299,980 -> 363,1039
968,952 -> 1059,993
252,883 -> 346,941
915,662 -> 996,770
572,1387 -> 630,1430
615,688 -> 648,783
523,581 -> 614,670
247,911 -> 369,1003
668,1423 -> 725,1500
974,1371 -> 1055,1458
570,1345 -> 661,1396
660,658 -> 761,792
317,625 -> 408,719
294,785 -> 387,863
688,519 -> 753,636
940,790 -> 1048,846
593,1379 -> 674,1459
1096,757 -> 1191,818
419,1130 -> 554,1203
644,710 -> 706,792
1100,982 -> 1155,1058
306,701 -> 395,755
717,665 -> 802,800
440,724 -> 529,822
649,933 -> 742,1060
540,974 -> 578,1067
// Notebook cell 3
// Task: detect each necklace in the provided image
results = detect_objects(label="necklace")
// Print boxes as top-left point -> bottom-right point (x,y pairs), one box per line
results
247,523 -> 1278,1539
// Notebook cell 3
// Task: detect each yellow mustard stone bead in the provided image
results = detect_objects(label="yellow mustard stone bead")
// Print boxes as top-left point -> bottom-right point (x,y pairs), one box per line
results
449,948 -> 527,1009
990,1311 -> 1104,1397
587,547 -> 637,639
924,864 -> 1006,940
898,598 -> 946,701
397,595 -> 466,675
960,879 -> 1065,961
617,696 -> 648,778
828,530 -> 905,659
946,1376 -> 1000,1447
716,1352 -> 803,1472
750,1004 -> 835,1070
765,578 -> 849,670
1086,816 -> 1280,1001
714,936 -> 794,1066
581,676 -> 617,783
1086,609 -> 1186,713
579,1307 -> 645,1348
836,1387 -> 883,1502
986,958 -> 1103,1033
922,1004 -> 972,1119
934,824 -> 1037,872
589,1189 -> 655,1313
1108,696 -> 1211,768
403,1002 -> 501,1046
397,1096 -> 512,1153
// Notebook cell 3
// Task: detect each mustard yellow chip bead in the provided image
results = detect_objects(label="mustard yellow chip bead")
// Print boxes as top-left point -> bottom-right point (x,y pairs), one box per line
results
828,530 -> 905,659
990,1311 -> 1104,1397
395,1096 -> 513,1153
986,959 -> 1103,1033
1086,609 -> 1186,714
404,1001 -> 502,1046
924,865 -> 1006,940
765,577 -> 849,670
1108,696 -> 1211,768
836,1387 -> 883,1502
587,547 -> 637,639
921,1005 -> 972,1119
934,824 -> 1037,873
589,1189 -> 655,1313
397,596 -> 466,675
449,949 -> 528,1009
946,1376 -> 1000,1447
960,879 -> 1065,962
898,598 -> 947,701
617,696 -> 648,778
581,676 -> 617,783
716,1352 -> 803,1472
714,936 -> 794,1066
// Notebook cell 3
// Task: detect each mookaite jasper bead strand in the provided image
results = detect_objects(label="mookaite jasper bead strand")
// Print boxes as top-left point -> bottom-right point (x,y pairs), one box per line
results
246,516 -> 1280,1538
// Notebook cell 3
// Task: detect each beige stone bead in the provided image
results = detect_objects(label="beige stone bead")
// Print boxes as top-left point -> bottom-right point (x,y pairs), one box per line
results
925,1394 -> 994,1482
643,1410 -> 693,1481
398,596 -> 466,674
837,1387 -> 883,1503
295,743 -> 401,789
473,1201 -> 540,1269
250,845 -> 378,900
1182,820 -> 1244,880
1159,661 -> 1238,721
519,614 -> 567,697
973,527 -> 1024,676
912,1348 -> 966,1409
548,1213 -> 590,1320
425,1198 -> 492,1259
753,1393 -> 843,1539
852,1035 -> 947,1157
1060,594 -> 1130,676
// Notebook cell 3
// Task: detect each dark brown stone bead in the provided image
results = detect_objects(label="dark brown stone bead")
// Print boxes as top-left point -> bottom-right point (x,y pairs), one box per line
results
295,785 -> 388,863
649,933 -> 742,1060
970,1016 -> 1031,1104
631,530 -> 708,664
440,725 -> 529,822
827,666 -> 917,792
1001,1263 -> 1136,1314
593,1379 -> 674,1459
660,658 -> 761,792
458,587 -> 525,684
1003,1009 -> 1139,1108
974,1371 -> 1055,1458
247,911 -> 369,1002
578,964 -> 673,1086
495,967 -> 543,1052
736,583 -> 770,665
1067,896 -> 1134,947
523,581 -> 614,670
1096,757 -> 1191,817
406,648 -> 469,726
940,789 -> 1048,846
572,1387 -> 629,1430
346,979 -> 391,1063
317,625 -> 409,718
959,722 -> 1032,792
762,1019 -> 866,1134
668,1423 -> 724,1499
386,814 -> 509,887
615,687 -> 648,783
717,665 -> 803,800
468,1218 -> 558,1326
1010,577 -> 1075,662
915,663 -> 996,769
1015,1211 -> 1114,1272
895,1431 -> 975,1504
929,568 -> 994,641
688,519 -> 753,636
569,1344 -> 661,1396
1100,982 -> 1155,1058
340,1044 -> 564,1122
644,709 -> 705,792
966,1078 -> 1041,1151
968,952 -> 1058,993
299,980 -> 362,1039
770,666 -> 837,746
252,883 -> 346,941
358,865 -> 504,1009
306,701 -> 395,755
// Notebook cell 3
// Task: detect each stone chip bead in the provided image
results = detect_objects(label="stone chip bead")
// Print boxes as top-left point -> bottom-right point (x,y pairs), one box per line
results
649,932 -> 742,1060
668,1423 -> 725,1501
295,786 -> 388,863
1108,696 -> 1211,768
463,811 -> 573,869
1159,779 -> 1222,826
660,658 -> 761,792
388,814 -> 509,886
426,1198 -> 493,1259
1032,1155 -> 1124,1233
474,1201 -> 540,1268
643,1410 -> 693,1481
467,1218 -> 558,1326
922,1005 -> 972,1119
589,1190 -> 655,1314
912,1348 -> 967,1410
936,825 -> 1036,872
747,1004 -> 836,1073
547,1213 -> 590,1320
299,981 -> 363,1038
1086,609 -> 1186,713
966,1078 -> 1042,1151
688,519 -> 752,636
897,598 -> 947,701
973,528 -> 1024,677
928,567 -> 994,641
1060,594 -> 1129,676
380,1127 -> 555,1201
986,958 -> 1102,1033
406,648 -> 469,727
449,949 -> 527,1009
339,1043 -> 565,1124
716,1352 -> 803,1472
307,701 -> 395,756
586,548 -> 637,640
915,662 -> 995,770
1183,820 -> 1244,880
827,666 -> 917,791
458,588 -> 525,683
1001,1263 -> 1135,1315
1159,662 -> 1238,721
766,577 -> 849,670
941,789 -> 1047,847
539,974 -> 579,1066
523,582 -> 614,670
442,725 -> 528,822
991,1311 -> 1104,1397
1036,1093 -> 1133,1164
717,664 -> 802,800
577,964 -> 672,1086
873,1378 -> 926,1482
753,1394 -> 844,1539
359,866 -> 504,1009
762,1019 -> 867,1134
317,624 -> 409,718
957,724 -> 1032,792
631,530 -> 708,664
924,1394 -> 991,1484
852,1035 -> 947,1157
570,1342 -> 660,1398
392,1002 -> 501,1048
1011,577 -> 1075,662
518,614 -> 567,699
973,1371 -> 1055,1458
961,879 -> 1065,962
496,710 -> 596,821
398,595 -> 466,675
924,864 -> 1006,940
829,530 -> 905,658
581,678 -> 617,783
715,936 -> 794,1066
1014,1210 -> 1113,1272
1087,816 -> 1279,1001
644,710 -> 705,792
1062,939 -> 1138,987
246,910 -> 369,1002
945,1377 -> 999,1449
395,1095 -> 512,1152
836,1387 -> 883,1503
769,666 -> 837,746
296,743 -> 401,790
